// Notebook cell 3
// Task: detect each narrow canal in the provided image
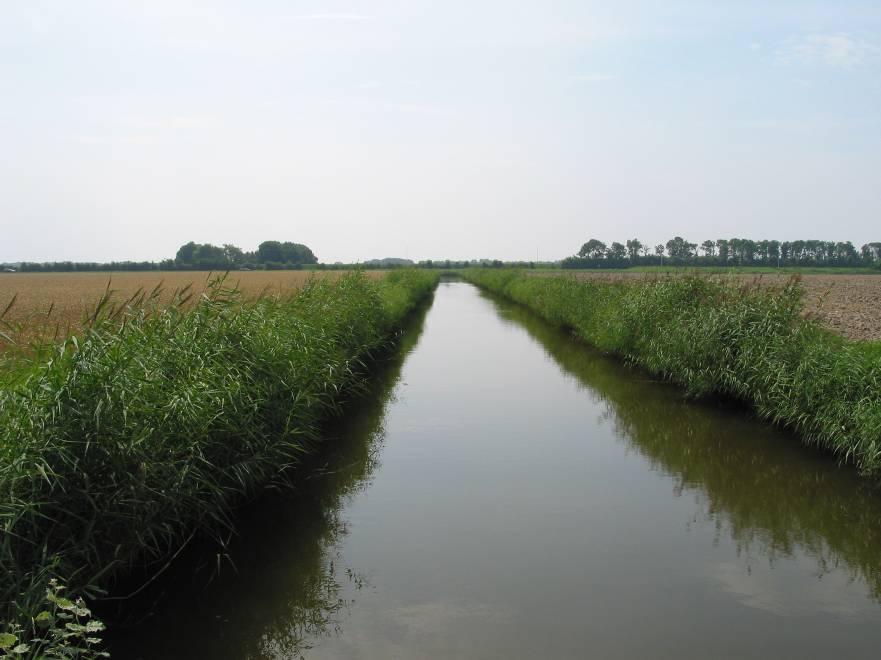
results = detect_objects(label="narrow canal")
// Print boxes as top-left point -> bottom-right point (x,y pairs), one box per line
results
113,281 -> 881,659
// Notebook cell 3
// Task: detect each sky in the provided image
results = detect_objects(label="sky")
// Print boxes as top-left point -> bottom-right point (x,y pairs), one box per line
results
2,1 -> 880,263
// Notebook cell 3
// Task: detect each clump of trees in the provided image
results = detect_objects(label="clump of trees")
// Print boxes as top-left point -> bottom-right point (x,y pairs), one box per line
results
174,241 -> 317,270
563,237 -> 881,269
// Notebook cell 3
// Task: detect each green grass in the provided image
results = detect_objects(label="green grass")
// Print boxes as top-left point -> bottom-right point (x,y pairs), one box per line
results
463,269 -> 881,476
0,269 -> 437,656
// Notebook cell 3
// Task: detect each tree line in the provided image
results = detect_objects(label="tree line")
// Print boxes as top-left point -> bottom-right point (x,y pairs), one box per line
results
563,237 -> 881,269
9,240 -> 318,272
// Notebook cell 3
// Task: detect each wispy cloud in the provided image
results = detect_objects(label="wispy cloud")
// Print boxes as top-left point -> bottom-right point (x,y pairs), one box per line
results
392,103 -> 457,117
572,74 -> 617,83
286,13 -> 372,22
776,33 -> 879,68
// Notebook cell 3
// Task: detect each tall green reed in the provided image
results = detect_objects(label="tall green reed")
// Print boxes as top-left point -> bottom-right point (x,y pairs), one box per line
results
0,269 -> 437,655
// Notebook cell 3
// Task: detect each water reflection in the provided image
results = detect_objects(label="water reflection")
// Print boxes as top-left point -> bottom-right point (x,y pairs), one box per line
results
109,297 -> 433,660
487,290 -> 881,606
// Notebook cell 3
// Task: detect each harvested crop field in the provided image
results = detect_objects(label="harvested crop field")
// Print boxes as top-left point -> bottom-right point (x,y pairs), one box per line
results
0,270 -> 384,346
539,272 -> 881,342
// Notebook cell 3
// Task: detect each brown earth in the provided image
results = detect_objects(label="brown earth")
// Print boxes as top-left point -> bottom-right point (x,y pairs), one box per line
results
542,272 -> 881,343
0,270 -> 384,346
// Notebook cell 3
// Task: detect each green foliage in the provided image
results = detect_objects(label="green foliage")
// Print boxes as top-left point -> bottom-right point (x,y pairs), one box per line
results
1,579 -> 107,659
256,241 -> 317,266
464,269 -> 881,476
564,236 -> 880,268
0,270 -> 437,655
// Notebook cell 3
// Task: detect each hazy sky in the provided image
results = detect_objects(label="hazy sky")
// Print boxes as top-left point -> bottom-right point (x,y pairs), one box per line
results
2,1 -> 880,263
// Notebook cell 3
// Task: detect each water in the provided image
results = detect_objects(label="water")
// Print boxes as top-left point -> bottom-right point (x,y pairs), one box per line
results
112,281 -> 881,659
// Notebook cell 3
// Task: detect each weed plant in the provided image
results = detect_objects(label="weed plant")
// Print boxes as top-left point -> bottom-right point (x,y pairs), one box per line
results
464,269 -> 881,476
0,270 -> 437,656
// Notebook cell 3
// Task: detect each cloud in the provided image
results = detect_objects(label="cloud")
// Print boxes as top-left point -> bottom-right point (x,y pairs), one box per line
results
776,33 -> 879,68
749,42 -> 761,51
572,74 -> 617,83
286,13 -> 372,21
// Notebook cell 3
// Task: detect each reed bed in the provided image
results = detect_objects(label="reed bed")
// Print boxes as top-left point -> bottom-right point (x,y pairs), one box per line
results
0,270 -> 385,347
0,270 -> 437,656
464,269 -> 881,476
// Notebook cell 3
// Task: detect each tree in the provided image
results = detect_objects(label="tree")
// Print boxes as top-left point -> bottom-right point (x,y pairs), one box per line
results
257,241 -> 284,263
625,239 -> 643,260
578,239 -> 607,259
655,244 -> 665,258
835,241 -> 857,264
862,243 -> 881,263
279,242 -> 318,265
192,243 -> 226,268
256,241 -> 317,265
223,244 -> 244,264
665,236 -> 696,260
700,240 -> 716,257
175,241 -> 198,264
608,242 -> 627,260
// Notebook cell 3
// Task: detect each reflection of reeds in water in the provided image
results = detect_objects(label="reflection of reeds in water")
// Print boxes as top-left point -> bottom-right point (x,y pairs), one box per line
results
106,289 -> 434,659
465,269 -> 881,477
490,292 -> 881,604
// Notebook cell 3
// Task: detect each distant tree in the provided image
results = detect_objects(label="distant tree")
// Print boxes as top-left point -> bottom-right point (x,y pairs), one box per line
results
192,243 -> 226,268
175,241 -> 198,263
625,239 -> 643,260
578,239 -> 608,259
665,236 -> 696,259
257,241 -> 284,263
608,242 -> 627,260
862,242 -> 881,263
655,244 -> 665,257
279,242 -> 318,265
700,240 -> 716,257
223,244 -> 244,264
256,241 -> 317,265
835,241 -> 858,263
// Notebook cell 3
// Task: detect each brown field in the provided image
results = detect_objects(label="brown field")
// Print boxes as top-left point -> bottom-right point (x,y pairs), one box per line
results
542,272 -> 881,342
0,270 -> 384,346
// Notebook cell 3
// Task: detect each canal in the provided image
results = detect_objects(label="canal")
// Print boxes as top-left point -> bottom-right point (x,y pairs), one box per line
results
112,280 -> 881,659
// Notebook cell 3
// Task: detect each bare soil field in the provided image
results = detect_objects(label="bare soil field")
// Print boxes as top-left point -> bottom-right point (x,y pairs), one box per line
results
0,270 -> 383,346
546,272 -> 881,342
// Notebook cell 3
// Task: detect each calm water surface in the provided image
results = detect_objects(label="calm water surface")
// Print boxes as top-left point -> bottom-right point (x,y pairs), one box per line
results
113,281 -> 881,659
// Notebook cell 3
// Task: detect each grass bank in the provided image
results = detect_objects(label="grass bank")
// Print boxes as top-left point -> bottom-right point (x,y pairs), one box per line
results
463,269 -> 881,475
0,270 -> 437,656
